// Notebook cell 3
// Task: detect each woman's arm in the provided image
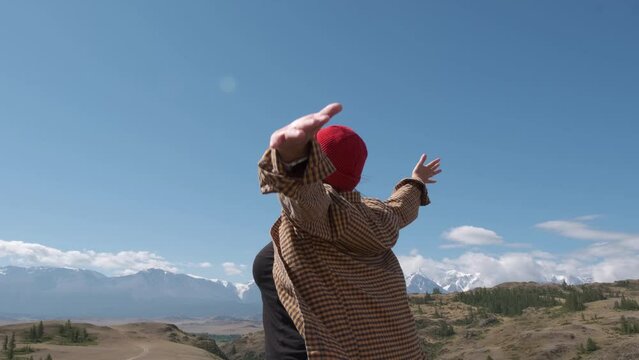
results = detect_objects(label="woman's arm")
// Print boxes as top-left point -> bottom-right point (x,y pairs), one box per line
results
258,104 -> 342,238
366,154 -> 441,244
384,154 -> 442,228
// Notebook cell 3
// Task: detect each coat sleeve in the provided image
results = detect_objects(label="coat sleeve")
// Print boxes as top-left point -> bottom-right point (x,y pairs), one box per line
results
258,140 -> 336,239
383,178 -> 430,229
335,179 -> 430,256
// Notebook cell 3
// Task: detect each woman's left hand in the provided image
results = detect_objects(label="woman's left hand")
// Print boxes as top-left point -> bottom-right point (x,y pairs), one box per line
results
412,154 -> 442,184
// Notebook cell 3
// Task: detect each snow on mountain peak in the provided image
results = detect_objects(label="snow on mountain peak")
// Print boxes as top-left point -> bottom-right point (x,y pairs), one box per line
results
442,270 -> 482,292
234,281 -> 255,299
405,272 -> 446,294
548,274 -> 592,285
186,273 -> 230,287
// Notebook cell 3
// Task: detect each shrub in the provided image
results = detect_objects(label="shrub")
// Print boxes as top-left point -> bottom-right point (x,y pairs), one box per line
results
619,316 -> 639,334
614,295 -> 639,311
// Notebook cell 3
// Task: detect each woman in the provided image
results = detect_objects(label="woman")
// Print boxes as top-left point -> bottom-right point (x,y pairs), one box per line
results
254,103 -> 441,360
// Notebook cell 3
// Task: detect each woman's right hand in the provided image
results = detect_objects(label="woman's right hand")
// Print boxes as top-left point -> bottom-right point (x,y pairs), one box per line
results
269,103 -> 342,163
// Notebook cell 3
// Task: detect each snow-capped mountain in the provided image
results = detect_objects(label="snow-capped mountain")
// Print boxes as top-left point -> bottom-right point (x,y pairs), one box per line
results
547,274 -> 593,285
404,270 -> 484,294
439,270 -> 484,292
404,269 -> 596,294
235,280 -> 261,304
405,273 -> 446,294
0,266 -> 261,318
0,266 -> 598,319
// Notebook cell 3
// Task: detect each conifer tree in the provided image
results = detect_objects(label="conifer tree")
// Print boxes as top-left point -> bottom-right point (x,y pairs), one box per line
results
3,334 -> 7,350
621,315 -> 629,334
586,337 -> 598,352
29,324 -> 37,341
620,315 -> 639,334
8,332 -> 16,359
37,321 -> 44,339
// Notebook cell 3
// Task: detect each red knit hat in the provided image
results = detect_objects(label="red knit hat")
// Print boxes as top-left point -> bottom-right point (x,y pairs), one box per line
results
316,125 -> 367,192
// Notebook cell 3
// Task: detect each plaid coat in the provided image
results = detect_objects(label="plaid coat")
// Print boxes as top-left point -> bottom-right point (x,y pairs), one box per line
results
258,140 -> 430,360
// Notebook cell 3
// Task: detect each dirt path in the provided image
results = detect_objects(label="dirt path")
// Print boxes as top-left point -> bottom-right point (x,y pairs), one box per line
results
125,344 -> 149,360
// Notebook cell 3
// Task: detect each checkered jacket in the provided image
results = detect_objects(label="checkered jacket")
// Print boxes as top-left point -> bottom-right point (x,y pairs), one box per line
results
258,140 -> 430,360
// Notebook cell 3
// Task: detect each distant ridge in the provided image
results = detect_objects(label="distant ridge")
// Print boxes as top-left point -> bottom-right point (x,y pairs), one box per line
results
404,269 -> 593,294
0,266 -> 261,318
0,265 -> 596,318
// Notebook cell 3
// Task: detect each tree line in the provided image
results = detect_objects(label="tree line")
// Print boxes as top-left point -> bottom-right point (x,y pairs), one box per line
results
454,286 -> 562,316
454,284 -> 607,316
2,331 -> 53,360
562,285 -> 606,312
1,319 -> 92,360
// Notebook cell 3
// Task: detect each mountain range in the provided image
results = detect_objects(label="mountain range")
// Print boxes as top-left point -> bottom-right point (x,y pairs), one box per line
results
404,269 -> 592,294
0,266 -> 593,318
0,266 -> 261,319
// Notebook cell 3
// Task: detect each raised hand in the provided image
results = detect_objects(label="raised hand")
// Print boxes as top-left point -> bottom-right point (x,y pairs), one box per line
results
412,154 -> 442,184
270,103 -> 342,162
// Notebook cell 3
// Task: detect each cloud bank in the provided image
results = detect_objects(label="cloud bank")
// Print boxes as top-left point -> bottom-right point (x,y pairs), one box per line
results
0,239 -> 177,275
2,216 -> 636,285
400,217 -> 639,286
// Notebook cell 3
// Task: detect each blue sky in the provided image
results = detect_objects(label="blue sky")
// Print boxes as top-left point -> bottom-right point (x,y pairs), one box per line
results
1,1 -> 638,284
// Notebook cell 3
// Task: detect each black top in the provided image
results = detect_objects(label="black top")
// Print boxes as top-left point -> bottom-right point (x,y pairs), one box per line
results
253,242 -> 308,360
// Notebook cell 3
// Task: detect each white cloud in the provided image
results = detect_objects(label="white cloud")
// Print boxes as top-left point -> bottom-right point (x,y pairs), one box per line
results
401,217 -> 639,287
0,238 -> 253,281
399,250 -> 587,288
535,217 -> 639,281
222,262 -> 246,276
535,219 -> 633,241
443,226 -> 503,246
0,239 -> 177,275
591,256 -> 639,283
397,250 -> 448,280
